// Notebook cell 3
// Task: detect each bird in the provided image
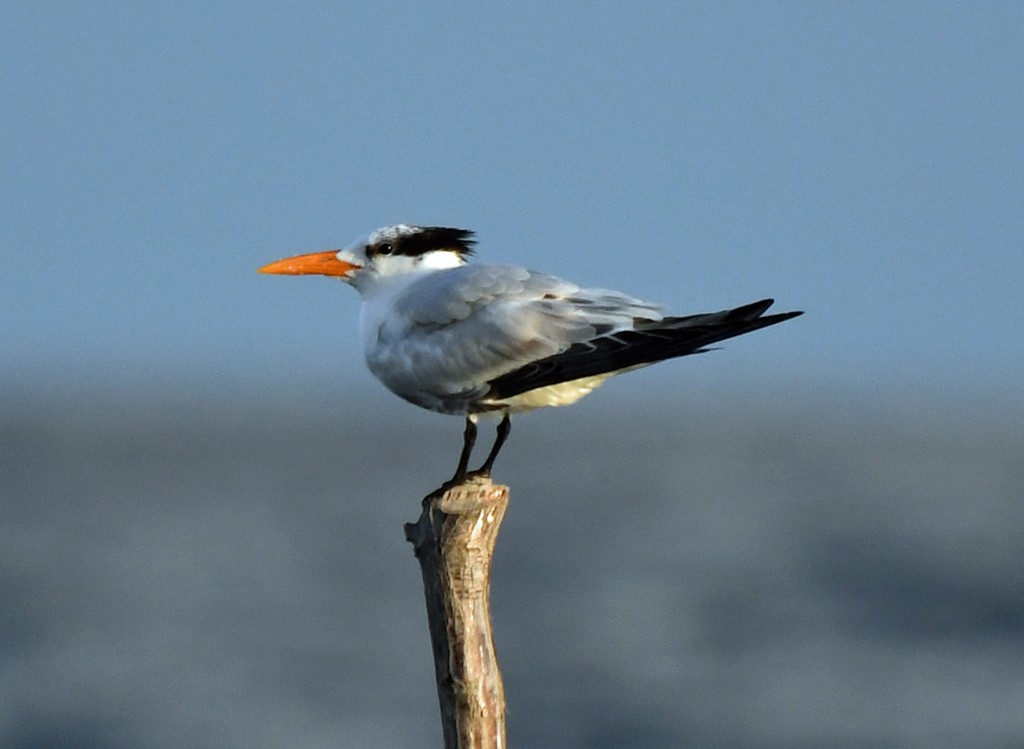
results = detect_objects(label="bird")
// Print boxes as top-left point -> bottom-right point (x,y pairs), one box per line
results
260,224 -> 802,488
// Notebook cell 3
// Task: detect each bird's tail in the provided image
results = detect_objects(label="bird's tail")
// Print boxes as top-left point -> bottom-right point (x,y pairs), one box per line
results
486,299 -> 803,400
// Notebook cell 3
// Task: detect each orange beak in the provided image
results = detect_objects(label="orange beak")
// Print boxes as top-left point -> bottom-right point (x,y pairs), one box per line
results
258,250 -> 359,277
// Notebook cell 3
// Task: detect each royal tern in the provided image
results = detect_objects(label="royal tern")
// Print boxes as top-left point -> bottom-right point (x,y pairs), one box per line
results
260,225 -> 802,486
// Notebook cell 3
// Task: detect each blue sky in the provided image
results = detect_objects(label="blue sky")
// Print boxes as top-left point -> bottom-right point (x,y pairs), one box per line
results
3,3 -> 1022,404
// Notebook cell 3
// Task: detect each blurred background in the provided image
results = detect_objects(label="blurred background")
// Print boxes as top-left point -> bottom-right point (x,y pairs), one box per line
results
2,3 -> 1022,747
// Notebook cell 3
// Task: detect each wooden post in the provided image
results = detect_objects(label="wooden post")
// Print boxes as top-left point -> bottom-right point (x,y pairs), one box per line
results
404,477 -> 509,749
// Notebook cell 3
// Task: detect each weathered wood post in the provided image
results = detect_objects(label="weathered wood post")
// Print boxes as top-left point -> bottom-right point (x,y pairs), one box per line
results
404,477 -> 510,749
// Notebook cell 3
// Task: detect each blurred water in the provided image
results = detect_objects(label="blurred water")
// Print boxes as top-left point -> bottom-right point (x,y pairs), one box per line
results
2,388 -> 1022,748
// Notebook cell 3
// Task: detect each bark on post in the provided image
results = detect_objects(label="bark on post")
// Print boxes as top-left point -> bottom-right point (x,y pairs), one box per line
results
404,477 -> 509,749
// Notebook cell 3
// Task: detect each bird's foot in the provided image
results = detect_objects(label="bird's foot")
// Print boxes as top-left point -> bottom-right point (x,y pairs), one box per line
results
423,472 -> 468,505
422,469 -> 492,506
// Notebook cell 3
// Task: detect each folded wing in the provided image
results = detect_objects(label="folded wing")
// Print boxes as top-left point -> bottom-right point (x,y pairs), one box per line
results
369,264 -> 666,411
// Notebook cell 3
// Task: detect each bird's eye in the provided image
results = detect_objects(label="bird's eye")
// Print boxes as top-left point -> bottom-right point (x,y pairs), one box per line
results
377,243 -> 394,256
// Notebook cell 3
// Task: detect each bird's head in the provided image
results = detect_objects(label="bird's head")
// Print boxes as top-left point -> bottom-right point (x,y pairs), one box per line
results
259,225 -> 475,290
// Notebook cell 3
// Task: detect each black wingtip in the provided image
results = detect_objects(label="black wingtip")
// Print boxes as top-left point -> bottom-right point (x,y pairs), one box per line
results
730,299 -> 804,324
729,298 -> 776,320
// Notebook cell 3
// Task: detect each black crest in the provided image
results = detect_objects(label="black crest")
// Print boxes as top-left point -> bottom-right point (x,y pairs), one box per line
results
372,226 -> 476,258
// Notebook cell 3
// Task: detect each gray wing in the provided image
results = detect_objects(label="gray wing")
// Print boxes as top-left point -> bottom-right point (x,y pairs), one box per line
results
392,263 -> 662,327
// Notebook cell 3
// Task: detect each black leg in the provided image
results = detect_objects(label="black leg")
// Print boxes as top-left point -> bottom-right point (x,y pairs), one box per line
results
474,414 -> 511,477
450,417 -> 477,484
